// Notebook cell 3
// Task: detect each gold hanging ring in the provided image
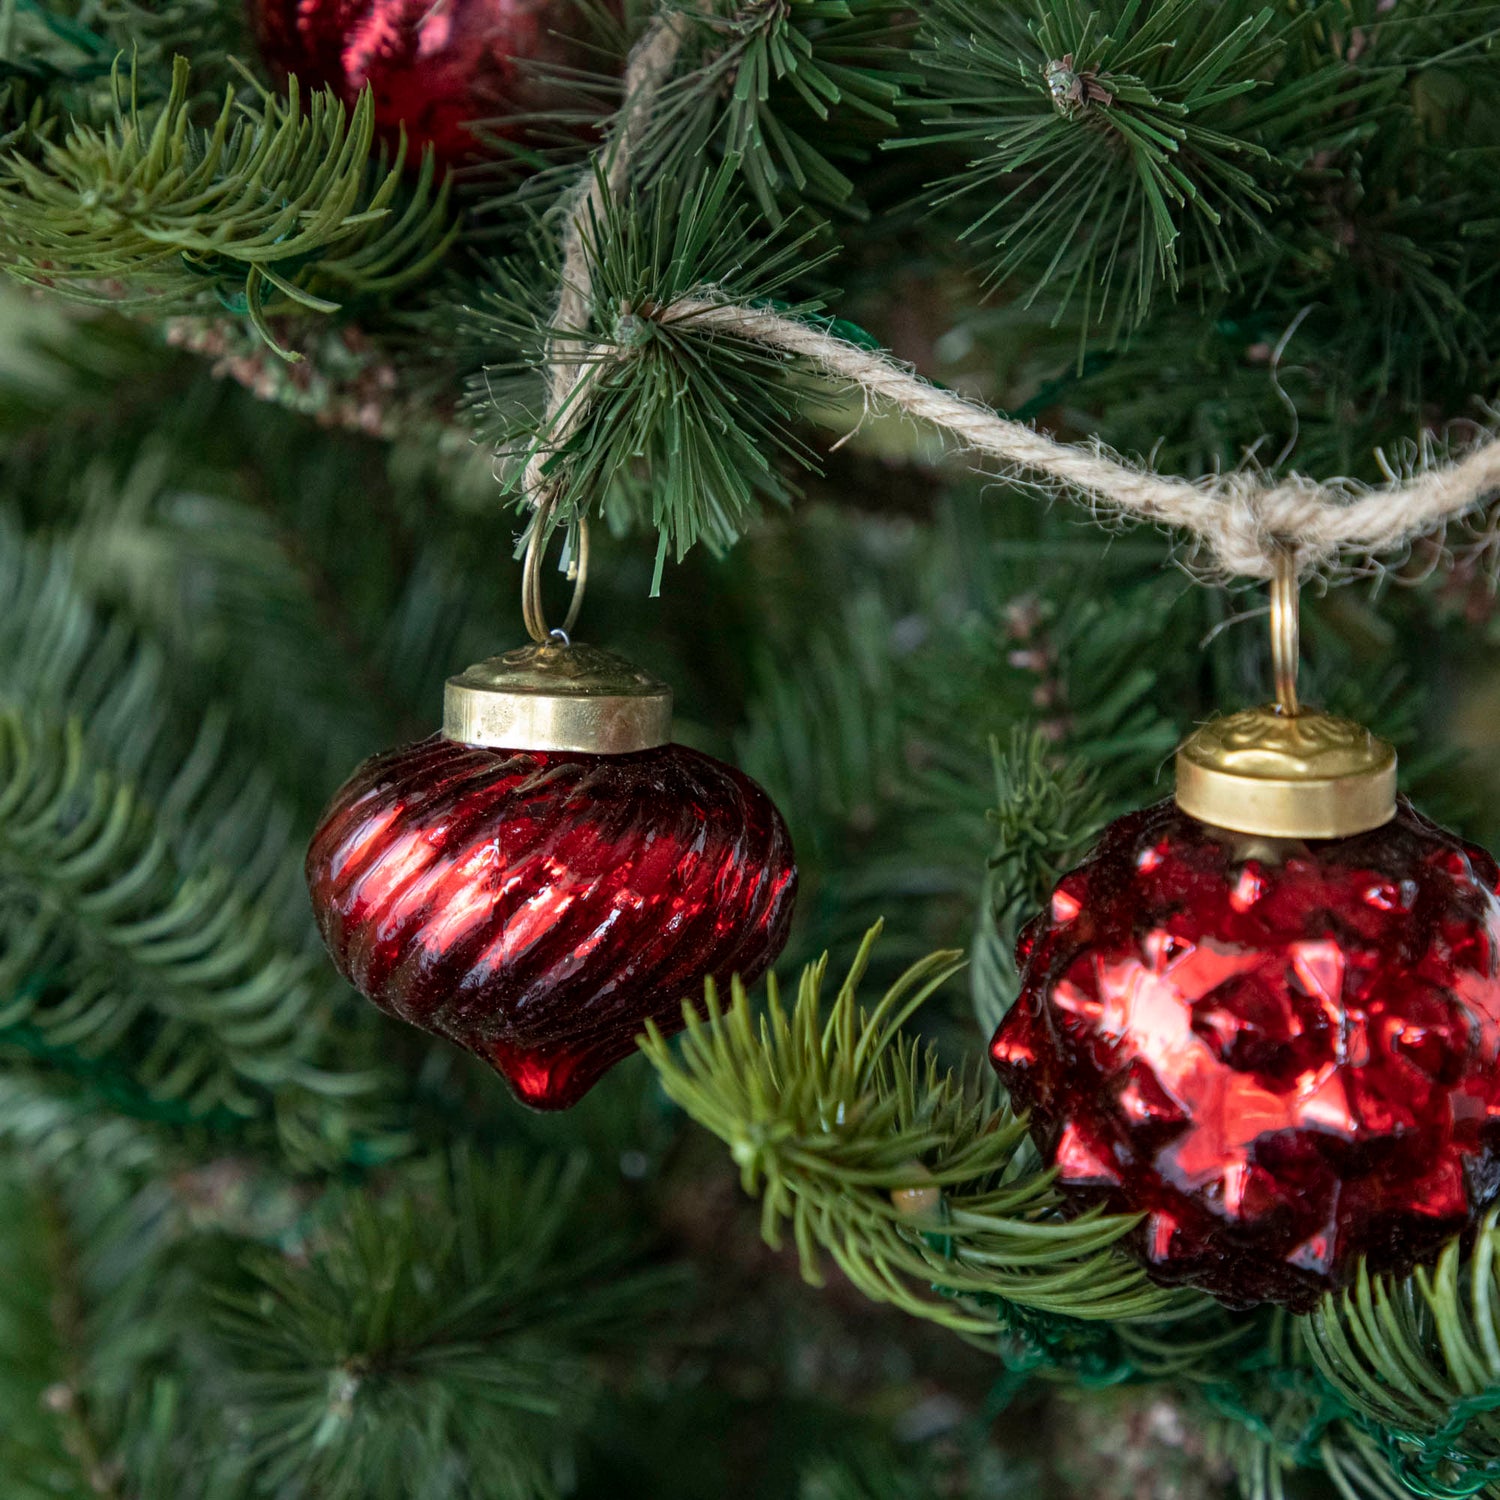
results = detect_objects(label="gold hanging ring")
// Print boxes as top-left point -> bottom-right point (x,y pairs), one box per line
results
1270,542 -> 1300,717
521,492 -> 589,645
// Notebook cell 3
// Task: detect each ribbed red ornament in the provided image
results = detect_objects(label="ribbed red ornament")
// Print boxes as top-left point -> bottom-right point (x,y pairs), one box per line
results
306,736 -> 796,1109
247,0 -> 610,164
990,800 -> 1500,1309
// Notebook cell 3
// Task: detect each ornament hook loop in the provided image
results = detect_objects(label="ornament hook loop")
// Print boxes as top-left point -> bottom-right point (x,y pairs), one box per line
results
1175,541 -> 1397,837
521,493 -> 589,645
1270,543 -> 1299,717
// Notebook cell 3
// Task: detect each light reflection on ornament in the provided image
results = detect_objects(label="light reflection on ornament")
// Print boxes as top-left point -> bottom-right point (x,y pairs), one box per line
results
307,736 -> 796,1109
248,0 -> 618,164
991,799 -> 1500,1308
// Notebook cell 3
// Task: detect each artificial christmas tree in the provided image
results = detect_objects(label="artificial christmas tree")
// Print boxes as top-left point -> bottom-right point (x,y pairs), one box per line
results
5,1 -> 1500,1497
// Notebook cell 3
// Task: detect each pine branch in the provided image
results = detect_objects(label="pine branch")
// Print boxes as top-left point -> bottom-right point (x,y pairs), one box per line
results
0,57 -> 457,359
467,167 -> 829,582
0,1142 -> 294,1500
433,0 -> 635,216
214,1148 -> 679,1500
0,386 -> 512,866
1185,1211 -> 1500,1496
908,0 -> 1372,338
60,0 -> 247,76
732,496 -> 1216,981
0,708 -> 395,1165
796,1444 -> 961,1500
0,509 -> 313,931
972,731 -> 1105,1037
1304,1215 -> 1500,1495
3,0 -> 241,93
735,580 -> 986,972
634,0 -> 913,219
642,925 -> 1198,1328
34,1182 -> 127,1500
0,1164 -> 106,1500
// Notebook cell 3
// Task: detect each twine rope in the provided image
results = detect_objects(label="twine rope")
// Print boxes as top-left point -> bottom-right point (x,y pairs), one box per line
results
523,11 -> 693,507
527,12 -> 1500,582
670,299 -> 1500,578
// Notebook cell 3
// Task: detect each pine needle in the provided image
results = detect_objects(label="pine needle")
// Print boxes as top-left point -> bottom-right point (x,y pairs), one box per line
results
0,57 -> 457,359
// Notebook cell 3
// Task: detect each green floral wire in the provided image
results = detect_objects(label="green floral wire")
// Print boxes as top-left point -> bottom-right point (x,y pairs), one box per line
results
1358,1386 -> 1500,1498
919,1192 -> 1500,1497
984,1287 -> 1500,1496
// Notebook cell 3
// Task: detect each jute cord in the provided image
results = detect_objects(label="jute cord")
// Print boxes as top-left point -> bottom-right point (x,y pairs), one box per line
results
522,11 -> 694,508
523,10 -> 1500,583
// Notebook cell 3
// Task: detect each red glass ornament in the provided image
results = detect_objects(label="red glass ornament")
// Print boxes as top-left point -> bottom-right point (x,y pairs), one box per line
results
990,799 -> 1500,1309
307,735 -> 797,1109
248,0 -> 611,164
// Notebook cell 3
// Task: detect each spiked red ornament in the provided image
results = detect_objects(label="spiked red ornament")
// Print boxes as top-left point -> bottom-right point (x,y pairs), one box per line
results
306,643 -> 797,1109
991,798 -> 1500,1310
247,0 -> 611,165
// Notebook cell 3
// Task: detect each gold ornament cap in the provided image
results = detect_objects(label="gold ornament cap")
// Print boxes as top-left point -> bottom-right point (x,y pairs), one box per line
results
1174,706 -> 1397,838
443,640 -> 672,755
1174,544 -> 1398,839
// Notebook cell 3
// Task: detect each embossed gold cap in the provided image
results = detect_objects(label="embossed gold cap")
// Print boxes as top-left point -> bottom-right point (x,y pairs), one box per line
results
1175,706 -> 1397,838
443,640 -> 672,755
1174,544 -> 1397,838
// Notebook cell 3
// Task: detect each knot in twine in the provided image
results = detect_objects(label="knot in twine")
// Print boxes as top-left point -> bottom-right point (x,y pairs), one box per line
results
516,15 -> 1500,585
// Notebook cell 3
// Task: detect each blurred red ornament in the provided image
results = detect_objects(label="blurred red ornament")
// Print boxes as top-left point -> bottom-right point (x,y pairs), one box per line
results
307,735 -> 797,1109
247,0 -> 611,164
990,800 -> 1500,1309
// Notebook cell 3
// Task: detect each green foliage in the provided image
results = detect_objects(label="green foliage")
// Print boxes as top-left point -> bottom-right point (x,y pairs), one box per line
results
3,0 -> 242,90
1306,1217 -> 1500,1496
469,168 -> 827,580
926,0 -> 1500,468
649,929 -> 1500,1495
911,0 -> 1342,335
733,494 -> 1224,991
643,925 -> 1191,1327
0,1135 -> 689,1500
735,569 -> 990,974
0,1066 -> 168,1177
739,588 -> 905,862
972,731 -> 1104,1035
0,506 -> 315,933
795,1442 -> 1020,1500
0,708 -> 389,1164
639,0 -> 913,218
0,1166 -> 93,1500
0,57 -> 456,357
453,0 -> 649,211
1214,1413 -> 1412,1500
4,1 -> 1500,1494
215,1149 -> 678,1500
917,0 -> 1500,383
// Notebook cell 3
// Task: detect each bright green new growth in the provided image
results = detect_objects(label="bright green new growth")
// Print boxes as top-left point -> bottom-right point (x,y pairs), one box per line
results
0,56 -> 455,357
643,923 -> 1188,1327
643,934 -> 1500,1498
